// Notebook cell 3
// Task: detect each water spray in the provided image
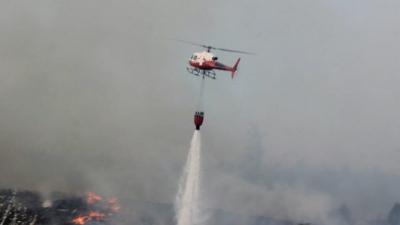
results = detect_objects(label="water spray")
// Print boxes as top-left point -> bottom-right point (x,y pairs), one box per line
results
175,131 -> 202,225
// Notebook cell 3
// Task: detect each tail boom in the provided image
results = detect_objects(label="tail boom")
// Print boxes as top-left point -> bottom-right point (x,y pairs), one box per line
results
230,58 -> 241,78
211,58 -> 241,78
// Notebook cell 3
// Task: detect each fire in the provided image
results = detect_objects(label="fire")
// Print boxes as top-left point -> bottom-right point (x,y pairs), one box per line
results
72,215 -> 89,225
88,211 -> 106,220
72,192 -> 120,224
72,211 -> 105,225
108,197 -> 121,213
87,192 -> 103,204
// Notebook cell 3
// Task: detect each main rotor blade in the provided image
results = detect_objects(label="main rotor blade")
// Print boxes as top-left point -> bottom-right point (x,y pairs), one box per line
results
173,39 -> 208,48
214,47 -> 255,55
173,38 -> 255,55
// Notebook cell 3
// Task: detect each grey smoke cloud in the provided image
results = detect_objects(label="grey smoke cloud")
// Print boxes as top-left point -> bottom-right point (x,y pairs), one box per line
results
1,0 -> 400,223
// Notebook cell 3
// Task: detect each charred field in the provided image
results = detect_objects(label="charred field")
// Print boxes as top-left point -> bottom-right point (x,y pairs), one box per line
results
0,188 -> 299,225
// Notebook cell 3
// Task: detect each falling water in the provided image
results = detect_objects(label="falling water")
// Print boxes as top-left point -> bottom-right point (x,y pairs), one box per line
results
175,131 -> 202,225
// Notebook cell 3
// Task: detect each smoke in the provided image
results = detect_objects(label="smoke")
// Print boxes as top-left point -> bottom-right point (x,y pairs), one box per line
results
207,176 -> 333,224
1,1 -> 400,224
0,0 -> 207,197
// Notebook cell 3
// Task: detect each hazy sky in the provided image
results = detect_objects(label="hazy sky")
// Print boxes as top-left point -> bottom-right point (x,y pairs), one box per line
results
1,0 -> 400,223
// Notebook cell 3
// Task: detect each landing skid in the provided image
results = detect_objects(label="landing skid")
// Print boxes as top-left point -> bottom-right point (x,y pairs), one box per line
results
187,67 -> 216,79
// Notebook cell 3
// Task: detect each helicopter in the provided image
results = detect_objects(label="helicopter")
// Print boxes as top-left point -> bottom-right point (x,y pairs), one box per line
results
177,40 -> 254,79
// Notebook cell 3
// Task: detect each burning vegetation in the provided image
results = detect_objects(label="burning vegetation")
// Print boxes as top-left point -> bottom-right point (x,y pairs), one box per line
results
0,189 -> 120,225
71,192 -> 121,225
4,188 -> 400,225
72,211 -> 106,225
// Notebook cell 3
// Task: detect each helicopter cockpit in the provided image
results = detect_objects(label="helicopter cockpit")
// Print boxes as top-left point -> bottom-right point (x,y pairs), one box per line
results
190,52 -> 217,62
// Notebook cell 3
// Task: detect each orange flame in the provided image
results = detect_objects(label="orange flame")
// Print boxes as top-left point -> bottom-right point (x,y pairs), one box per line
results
72,211 -> 105,224
72,215 -> 89,225
72,192 -> 120,224
108,198 -> 121,213
87,192 -> 102,204
88,211 -> 105,220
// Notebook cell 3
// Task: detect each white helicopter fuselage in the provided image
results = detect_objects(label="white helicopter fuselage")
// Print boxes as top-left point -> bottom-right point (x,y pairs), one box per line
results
186,50 -> 240,79
189,51 -> 216,66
